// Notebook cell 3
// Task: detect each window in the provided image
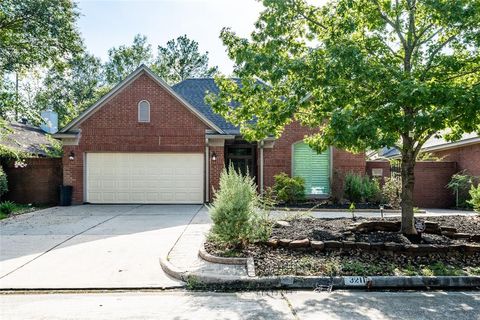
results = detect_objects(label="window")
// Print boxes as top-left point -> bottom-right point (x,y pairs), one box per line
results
138,100 -> 150,122
292,142 -> 331,196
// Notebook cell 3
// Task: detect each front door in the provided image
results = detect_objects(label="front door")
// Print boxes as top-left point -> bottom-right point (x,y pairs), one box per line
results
225,143 -> 257,179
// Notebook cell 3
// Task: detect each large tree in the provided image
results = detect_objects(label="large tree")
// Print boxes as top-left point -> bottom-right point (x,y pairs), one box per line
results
104,34 -> 153,85
208,0 -> 480,234
152,35 -> 218,84
0,0 -> 81,72
35,51 -> 106,127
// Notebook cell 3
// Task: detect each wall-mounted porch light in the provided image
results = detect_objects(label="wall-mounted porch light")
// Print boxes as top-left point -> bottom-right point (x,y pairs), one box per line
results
211,151 -> 217,161
68,151 -> 75,161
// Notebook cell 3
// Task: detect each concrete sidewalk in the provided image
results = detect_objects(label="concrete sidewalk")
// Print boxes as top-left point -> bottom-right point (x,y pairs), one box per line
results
165,208 -> 247,279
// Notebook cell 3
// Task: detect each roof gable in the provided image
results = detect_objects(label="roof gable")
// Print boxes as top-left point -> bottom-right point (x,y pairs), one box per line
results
60,65 -> 223,133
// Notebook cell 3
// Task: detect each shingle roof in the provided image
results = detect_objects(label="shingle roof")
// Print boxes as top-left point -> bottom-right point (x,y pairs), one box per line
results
0,123 -> 53,156
172,78 -> 241,135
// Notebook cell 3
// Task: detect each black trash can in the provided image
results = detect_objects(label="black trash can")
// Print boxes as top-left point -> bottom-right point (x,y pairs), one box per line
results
59,185 -> 73,206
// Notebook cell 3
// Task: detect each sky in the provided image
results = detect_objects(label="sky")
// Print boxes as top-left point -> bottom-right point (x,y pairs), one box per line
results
76,0 -> 265,75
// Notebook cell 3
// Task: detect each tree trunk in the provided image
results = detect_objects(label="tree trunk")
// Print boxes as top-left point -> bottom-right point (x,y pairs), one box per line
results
400,150 -> 417,235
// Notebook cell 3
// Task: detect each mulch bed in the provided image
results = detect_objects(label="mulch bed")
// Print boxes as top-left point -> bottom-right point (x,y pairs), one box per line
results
270,216 -> 480,245
275,200 -> 382,210
205,215 -> 480,276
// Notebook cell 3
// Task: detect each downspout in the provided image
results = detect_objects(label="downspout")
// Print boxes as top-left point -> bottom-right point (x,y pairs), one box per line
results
205,138 -> 209,203
259,140 -> 264,194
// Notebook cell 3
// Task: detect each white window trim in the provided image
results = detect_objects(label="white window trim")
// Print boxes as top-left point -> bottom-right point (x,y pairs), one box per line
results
138,100 -> 150,123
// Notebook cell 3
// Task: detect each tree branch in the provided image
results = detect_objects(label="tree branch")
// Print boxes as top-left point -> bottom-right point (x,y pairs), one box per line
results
421,34 -> 457,79
372,0 -> 407,50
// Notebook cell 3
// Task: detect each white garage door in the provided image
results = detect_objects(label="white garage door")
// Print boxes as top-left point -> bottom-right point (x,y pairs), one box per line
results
86,153 -> 204,204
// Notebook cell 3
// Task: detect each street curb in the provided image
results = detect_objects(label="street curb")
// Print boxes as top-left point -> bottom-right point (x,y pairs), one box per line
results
159,257 -> 480,289
198,246 -> 247,265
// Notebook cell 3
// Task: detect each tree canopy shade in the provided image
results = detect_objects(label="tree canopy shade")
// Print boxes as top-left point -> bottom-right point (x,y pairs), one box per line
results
207,0 -> 480,234
104,34 -> 153,85
152,35 -> 218,84
0,0 -> 82,73
35,51 -> 107,128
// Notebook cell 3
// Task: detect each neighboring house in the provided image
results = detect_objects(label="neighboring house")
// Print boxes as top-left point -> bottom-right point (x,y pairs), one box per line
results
375,133 -> 480,176
54,65 -> 365,205
0,122 -> 54,157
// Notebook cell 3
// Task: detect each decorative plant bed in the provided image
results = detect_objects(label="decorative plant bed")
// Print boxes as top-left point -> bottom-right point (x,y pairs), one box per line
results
275,201 -> 384,210
204,215 -> 480,277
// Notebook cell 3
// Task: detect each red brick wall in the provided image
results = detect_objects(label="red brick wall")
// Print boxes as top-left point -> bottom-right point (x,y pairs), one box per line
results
3,158 -> 62,205
432,143 -> 480,176
63,72 -> 209,204
413,162 -> 457,208
366,161 -> 391,184
209,146 -> 225,201
262,121 -> 366,200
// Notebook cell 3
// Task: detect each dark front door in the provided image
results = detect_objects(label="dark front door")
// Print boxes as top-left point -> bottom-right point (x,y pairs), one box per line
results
225,143 -> 257,179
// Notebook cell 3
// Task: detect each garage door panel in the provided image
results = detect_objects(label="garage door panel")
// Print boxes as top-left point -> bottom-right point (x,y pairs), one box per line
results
86,153 -> 204,204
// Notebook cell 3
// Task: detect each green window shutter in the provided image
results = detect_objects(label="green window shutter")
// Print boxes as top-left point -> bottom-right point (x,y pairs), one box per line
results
293,143 -> 330,195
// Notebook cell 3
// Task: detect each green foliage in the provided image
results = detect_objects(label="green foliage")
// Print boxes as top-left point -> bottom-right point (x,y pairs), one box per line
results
104,34 -> 153,85
344,173 -> 364,203
152,35 -> 218,85
382,177 -> 402,209
39,135 -> 63,158
343,172 -> 381,203
0,201 -> 16,215
0,144 -> 28,161
207,0 -> 480,233
273,172 -> 306,204
468,183 -> 480,213
446,170 -> 476,208
0,0 -> 82,72
35,51 -> 106,127
208,165 -> 270,247
0,166 -> 8,199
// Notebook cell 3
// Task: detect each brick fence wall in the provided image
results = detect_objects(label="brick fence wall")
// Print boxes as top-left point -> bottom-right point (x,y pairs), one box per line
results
366,160 -> 457,208
2,158 -> 63,205
413,161 -> 457,208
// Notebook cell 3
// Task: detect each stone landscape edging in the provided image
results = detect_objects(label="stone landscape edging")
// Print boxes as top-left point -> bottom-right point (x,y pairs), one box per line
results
274,207 -> 426,213
159,257 -> 480,289
198,245 -> 248,265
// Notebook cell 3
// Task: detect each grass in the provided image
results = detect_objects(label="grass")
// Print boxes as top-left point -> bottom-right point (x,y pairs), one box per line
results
399,261 -> 466,276
0,203 -> 48,220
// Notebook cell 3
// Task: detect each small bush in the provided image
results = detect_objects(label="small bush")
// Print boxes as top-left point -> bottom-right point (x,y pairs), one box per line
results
0,201 -> 16,215
468,183 -> 480,212
209,165 -> 270,247
273,172 -> 306,204
343,172 -> 381,203
344,172 -> 364,203
446,170 -> 476,208
0,166 -> 7,199
363,177 -> 382,203
382,177 -> 402,209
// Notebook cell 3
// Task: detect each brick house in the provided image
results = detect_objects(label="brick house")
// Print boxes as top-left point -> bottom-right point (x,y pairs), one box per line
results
54,65 -> 365,204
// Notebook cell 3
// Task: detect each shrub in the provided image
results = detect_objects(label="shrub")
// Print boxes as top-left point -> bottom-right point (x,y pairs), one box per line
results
363,177 -> 382,203
446,170 -> 476,208
209,165 -> 270,247
343,172 -> 381,203
273,172 -> 306,204
0,201 -> 16,215
382,177 -> 402,209
0,166 -> 7,199
344,172 -> 364,203
468,183 -> 480,212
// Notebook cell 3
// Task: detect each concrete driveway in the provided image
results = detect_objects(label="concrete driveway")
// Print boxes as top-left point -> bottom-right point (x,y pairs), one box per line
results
0,205 -> 205,289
